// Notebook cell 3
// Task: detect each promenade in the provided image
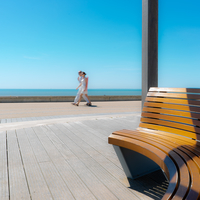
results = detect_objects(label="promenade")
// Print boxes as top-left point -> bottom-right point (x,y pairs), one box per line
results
0,101 -> 168,200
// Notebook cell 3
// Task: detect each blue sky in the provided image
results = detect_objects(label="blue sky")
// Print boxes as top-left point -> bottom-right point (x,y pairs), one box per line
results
0,0 -> 200,89
159,0 -> 200,88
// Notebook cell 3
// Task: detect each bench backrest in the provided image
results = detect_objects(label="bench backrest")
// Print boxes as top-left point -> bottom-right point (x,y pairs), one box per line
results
139,87 -> 200,143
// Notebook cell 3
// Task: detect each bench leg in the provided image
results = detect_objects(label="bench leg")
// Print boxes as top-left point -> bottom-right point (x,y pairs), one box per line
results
113,145 -> 160,179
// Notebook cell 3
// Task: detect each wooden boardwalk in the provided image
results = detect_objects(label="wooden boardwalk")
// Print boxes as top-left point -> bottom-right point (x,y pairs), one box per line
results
0,113 -> 168,200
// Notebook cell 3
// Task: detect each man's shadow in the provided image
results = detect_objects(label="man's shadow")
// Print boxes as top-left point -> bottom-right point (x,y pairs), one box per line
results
87,105 -> 97,107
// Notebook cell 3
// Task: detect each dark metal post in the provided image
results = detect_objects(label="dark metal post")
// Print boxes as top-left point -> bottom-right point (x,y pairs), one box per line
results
142,0 -> 158,108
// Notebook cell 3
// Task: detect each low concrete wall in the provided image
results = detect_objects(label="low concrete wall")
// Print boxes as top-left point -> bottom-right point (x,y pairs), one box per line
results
0,95 -> 141,103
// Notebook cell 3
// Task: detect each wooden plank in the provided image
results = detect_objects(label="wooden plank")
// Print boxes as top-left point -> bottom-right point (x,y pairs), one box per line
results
145,96 -> 200,106
11,118 -> 17,123
20,118 -> 25,121
34,127 -> 96,200
6,119 -> 12,123
16,129 -> 53,200
33,125 -> 118,200
43,124 -> 120,200
84,118 -> 122,136
26,127 -> 76,200
82,120 -> 110,138
81,119 -> 111,139
32,126 -> 97,200
144,102 -> 200,113
0,132 -> 9,200
46,124 -> 148,200
16,118 -> 23,122
48,116 -> 55,119
102,117 -> 140,134
75,120 -> 112,142
42,116 -> 52,120
39,161 -> 75,200
140,117 -> 200,134
62,122 -> 121,168
25,128 -> 50,163
77,118 -> 136,167
117,117 -> 141,130
55,123 -> 129,186
30,117 -> 37,121
0,119 -> 7,123
137,128 -> 197,148
7,130 -> 31,200
149,87 -> 200,93
139,122 -> 200,140
141,112 -> 200,126
24,117 -> 33,121
142,107 -> 200,119
147,92 -> 200,100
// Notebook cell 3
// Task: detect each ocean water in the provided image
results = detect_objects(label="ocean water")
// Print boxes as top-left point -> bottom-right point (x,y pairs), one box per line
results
0,89 -> 141,96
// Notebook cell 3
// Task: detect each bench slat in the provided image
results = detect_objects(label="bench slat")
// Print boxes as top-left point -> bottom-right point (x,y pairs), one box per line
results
137,127 -> 200,150
178,147 -> 200,171
173,150 -> 200,200
149,87 -> 200,93
139,123 -> 200,140
144,102 -> 200,113
146,97 -> 200,107
137,128 -> 200,154
141,112 -> 200,127
147,92 -> 200,100
143,107 -> 200,119
140,117 -> 200,134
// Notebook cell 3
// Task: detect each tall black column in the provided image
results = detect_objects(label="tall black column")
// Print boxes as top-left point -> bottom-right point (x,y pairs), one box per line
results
142,0 -> 158,107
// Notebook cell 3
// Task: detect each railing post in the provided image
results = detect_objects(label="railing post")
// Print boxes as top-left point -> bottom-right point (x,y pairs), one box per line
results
142,0 -> 158,108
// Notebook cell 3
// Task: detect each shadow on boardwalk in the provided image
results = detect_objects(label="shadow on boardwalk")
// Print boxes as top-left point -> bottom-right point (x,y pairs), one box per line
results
131,170 -> 169,200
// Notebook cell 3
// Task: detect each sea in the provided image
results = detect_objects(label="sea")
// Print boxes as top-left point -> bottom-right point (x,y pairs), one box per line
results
0,89 -> 141,96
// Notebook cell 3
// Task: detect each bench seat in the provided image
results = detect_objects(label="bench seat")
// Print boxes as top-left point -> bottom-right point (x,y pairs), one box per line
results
109,87 -> 200,200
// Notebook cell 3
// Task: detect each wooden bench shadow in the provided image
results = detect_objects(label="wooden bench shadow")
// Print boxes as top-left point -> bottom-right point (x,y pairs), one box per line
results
128,168 -> 168,199
109,87 -> 200,200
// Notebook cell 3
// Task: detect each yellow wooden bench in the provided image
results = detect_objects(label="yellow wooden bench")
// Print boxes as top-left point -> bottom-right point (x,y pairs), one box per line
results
109,87 -> 200,200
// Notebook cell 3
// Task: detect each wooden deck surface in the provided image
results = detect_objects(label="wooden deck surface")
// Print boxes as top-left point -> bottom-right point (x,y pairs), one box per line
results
0,104 -> 168,200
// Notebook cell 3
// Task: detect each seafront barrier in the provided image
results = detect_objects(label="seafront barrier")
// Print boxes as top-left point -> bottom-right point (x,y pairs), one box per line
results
0,95 -> 141,103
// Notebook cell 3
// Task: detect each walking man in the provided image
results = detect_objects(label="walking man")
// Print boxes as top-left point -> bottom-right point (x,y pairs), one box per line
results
72,71 -> 90,105
76,72 -> 92,106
